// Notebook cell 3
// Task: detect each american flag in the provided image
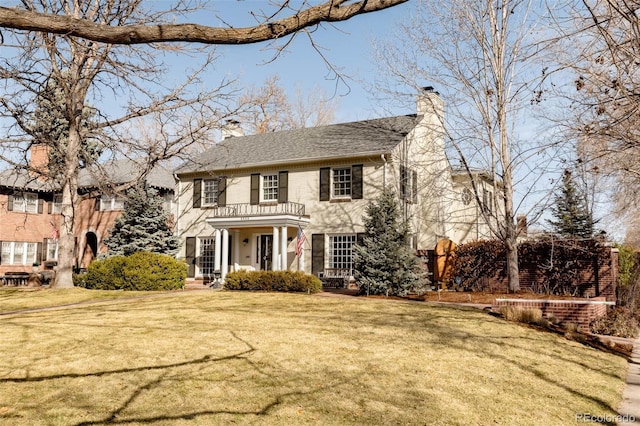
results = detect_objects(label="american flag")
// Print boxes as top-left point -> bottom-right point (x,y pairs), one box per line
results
295,225 -> 306,257
50,221 -> 59,242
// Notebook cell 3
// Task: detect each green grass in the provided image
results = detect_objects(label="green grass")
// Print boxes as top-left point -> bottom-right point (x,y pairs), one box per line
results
0,290 -> 628,425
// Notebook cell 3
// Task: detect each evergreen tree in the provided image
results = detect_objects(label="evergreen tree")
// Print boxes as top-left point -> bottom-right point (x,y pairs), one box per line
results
104,184 -> 179,257
353,188 -> 428,296
28,74 -> 102,175
548,170 -> 594,238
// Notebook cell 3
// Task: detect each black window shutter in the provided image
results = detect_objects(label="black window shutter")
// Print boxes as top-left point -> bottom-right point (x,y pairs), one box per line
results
0,241 -> 3,264
312,233 -> 325,276
217,177 -> 227,207
412,169 -> 418,203
37,198 -> 43,214
47,198 -> 52,214
37,242 -> 43,264
193,179 -> 202,208
278,171 -> 288,203
7,195 -> 13,211
185,237 -> 196,278
94,197 -> 100,211
400,164 -> 407,200
319,168 -> 330,201
352,164 -> 363,199
250,174 -> 260,205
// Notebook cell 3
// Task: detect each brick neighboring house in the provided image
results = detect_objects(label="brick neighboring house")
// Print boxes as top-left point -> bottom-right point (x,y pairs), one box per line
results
0,147 -> 174,275
174,88 -> 498,283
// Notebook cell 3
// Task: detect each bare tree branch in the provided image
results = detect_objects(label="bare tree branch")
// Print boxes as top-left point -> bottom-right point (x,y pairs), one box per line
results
0,1 -> 407,45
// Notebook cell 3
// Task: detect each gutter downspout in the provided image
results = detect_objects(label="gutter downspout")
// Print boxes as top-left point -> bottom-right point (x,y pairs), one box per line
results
381,154 -> 387,187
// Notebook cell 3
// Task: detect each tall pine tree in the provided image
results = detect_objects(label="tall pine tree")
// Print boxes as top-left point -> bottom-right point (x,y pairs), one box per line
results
104,184 -> 179,257
548,170 -> 594,238
353,188 -> 428,296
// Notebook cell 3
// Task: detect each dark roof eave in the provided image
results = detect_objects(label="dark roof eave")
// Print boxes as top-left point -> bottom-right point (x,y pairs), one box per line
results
175,150 -> 393,176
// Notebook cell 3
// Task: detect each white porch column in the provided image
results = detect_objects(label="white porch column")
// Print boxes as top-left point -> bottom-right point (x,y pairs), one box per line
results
280,226 -> 288,271
214,228 -> 221,272
233,230 -> 240,271
272,226 -> 280,270
221,229 -> 229,279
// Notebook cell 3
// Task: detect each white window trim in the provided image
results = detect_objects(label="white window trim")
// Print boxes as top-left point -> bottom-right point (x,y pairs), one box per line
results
52,194 -> 63,214
45,239 -> 59,261
261,174 -> 279,202
1,241 -> 38,265
14,192 -> 38,213
100,195 -> 125,211
197,236 -> 217,276
331,167 -> 352,199
202,179 -> 219,207
328,234 -> 356,270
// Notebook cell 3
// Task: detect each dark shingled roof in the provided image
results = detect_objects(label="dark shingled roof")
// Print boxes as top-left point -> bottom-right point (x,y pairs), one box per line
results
175,114 -> 421,174
0,159 -> 174,193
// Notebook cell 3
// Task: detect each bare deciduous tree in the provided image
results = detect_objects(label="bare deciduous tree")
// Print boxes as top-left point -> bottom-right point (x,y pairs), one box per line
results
0,0 -> 400,288
555,1 -> 640,242
376,0 -> 561,291
0,1 -> 407,45
239,75 -> 339,134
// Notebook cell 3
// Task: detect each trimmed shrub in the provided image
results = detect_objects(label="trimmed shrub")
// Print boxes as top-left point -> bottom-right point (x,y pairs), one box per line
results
224,270 -> 322,293
590,307 -> 640,338
83,251 -> 187,291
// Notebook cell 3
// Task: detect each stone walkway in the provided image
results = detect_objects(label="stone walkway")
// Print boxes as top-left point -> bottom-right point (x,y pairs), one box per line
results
619,335 -> 640,424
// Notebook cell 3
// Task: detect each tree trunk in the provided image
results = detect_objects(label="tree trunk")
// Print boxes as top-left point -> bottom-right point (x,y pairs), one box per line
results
51,122 -> 82,288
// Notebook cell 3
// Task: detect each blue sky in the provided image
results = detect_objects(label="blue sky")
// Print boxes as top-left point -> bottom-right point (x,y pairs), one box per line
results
199,1 -> 414,122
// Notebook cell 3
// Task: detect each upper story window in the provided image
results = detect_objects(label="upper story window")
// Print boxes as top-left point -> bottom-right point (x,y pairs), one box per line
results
13,192 -> 38,213
482,189 -> 493,213
52,194 -> 63,213
262,174 -> 279,202
400,165 -> 418,204
319,165 -> 362,202
332,168 -> 352,198
203,179 -> 219,206
100,195 -> 125,211
251,172 -> 286,205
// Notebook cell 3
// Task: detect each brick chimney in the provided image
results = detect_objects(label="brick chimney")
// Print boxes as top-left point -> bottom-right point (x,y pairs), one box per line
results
29,144 -> 50,177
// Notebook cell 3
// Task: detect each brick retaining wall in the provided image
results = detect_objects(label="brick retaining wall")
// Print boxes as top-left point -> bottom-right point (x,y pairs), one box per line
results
492,297 -> 615,332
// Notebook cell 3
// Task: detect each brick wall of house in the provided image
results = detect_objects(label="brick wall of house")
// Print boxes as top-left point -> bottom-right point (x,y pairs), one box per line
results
492,297 -> 613,332
0,191 -> 61,275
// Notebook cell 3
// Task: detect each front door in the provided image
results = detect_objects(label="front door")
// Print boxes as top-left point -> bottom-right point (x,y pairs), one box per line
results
258,235 -> 273,271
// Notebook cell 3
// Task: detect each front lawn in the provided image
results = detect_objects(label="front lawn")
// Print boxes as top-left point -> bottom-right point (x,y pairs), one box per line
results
0,290 -> 628,425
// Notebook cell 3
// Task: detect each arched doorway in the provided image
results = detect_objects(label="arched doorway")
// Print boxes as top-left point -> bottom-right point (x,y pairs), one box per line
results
82,232 -> 98,268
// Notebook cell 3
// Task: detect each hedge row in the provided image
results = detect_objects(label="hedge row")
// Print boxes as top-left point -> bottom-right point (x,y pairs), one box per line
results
76,251 -> 187,291
224,270 -> 322,293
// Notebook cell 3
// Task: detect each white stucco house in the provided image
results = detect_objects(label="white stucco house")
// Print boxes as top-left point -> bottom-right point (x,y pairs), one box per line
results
173,88 -> 496,283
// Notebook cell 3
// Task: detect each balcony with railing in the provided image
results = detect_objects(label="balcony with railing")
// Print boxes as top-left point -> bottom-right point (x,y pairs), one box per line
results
208,202 -> 306,218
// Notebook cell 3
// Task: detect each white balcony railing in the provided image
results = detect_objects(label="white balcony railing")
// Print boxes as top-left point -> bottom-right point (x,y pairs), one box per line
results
209,202 -> 306,218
